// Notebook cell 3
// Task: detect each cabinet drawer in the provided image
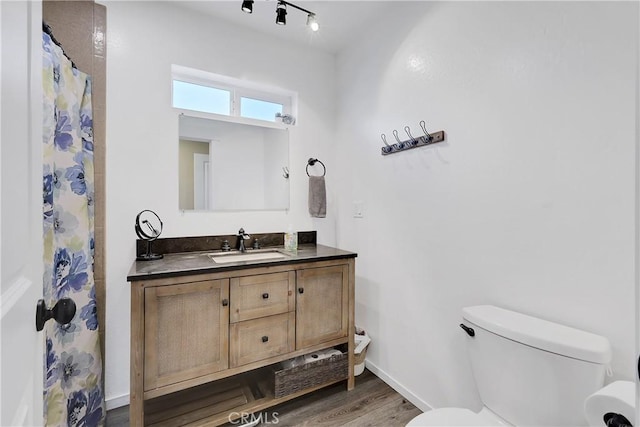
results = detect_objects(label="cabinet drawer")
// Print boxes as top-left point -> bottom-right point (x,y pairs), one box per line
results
230,271 -> 295,323
230,312 -> 295,368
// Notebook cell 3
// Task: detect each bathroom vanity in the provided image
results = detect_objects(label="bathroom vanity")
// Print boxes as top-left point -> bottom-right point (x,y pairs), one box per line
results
127,238 -> 357,426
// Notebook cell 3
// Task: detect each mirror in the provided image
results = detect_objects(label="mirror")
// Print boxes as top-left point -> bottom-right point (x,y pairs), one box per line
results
178,115 -> 289,211
134,210 -> 164,261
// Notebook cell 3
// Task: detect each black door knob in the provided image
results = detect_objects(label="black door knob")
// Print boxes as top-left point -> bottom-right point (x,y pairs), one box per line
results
262,293 -> 269,299
298,287 -> 304,294
262,336 -> 269,343
35,298 -> 76,332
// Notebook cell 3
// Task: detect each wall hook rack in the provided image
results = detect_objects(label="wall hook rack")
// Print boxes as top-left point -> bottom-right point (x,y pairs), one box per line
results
380,120 -> 446,156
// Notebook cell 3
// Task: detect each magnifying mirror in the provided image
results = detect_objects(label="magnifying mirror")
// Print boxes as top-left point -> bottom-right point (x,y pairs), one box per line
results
134,210 -> 164,261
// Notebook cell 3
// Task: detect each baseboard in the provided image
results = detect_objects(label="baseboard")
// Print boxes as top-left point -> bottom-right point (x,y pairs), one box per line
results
106,393 -> 129,411
364,360 -> 433,413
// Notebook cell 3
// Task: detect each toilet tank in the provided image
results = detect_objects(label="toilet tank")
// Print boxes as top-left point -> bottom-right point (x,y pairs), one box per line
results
462,305 -> 611,427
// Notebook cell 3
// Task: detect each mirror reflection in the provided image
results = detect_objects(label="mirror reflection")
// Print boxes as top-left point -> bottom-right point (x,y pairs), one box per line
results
178,115 -> 289,211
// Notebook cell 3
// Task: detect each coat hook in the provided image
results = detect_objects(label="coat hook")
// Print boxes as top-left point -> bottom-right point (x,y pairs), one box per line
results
381,134 -> 392,153
392,129 -> 405,149
378,121 -> 446,156
419,120 -> 433,141
282,167 -> 289,179
405,126 -> 418,146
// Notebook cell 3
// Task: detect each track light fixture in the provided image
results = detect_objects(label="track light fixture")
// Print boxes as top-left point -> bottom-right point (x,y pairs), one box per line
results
241,0 -> 253,13
275,1 -> 287,25
306,13 -> 319,32
241,0 -> 319,32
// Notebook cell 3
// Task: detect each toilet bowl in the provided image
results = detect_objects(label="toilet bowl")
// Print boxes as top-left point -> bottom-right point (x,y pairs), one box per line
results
407,407 -> 509,426
409,383 -> 635,427
407,305 -> 612,426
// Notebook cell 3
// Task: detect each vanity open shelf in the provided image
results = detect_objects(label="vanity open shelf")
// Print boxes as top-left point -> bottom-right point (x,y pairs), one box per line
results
128,244 -> 357,426
144,345 -> 348,426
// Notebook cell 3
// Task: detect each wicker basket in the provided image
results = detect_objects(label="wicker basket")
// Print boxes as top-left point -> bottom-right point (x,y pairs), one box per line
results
274,351 -> 348,398
354,333 -> 371,376
354,346 -> 367,366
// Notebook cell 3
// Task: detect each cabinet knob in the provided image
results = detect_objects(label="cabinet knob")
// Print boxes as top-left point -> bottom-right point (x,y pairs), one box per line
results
262,293 -> 269,299
298,287 -> 304,294
222,299 -> 229,307
262,336 -> 269,343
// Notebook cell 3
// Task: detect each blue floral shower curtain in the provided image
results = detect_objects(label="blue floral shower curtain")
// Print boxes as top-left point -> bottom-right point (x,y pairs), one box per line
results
42,31 -> 105,426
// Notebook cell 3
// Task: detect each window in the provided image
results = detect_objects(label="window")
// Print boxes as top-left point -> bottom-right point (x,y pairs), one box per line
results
171,65 -> 296,125
240,97 -> 283,122
172,81 -> 230,116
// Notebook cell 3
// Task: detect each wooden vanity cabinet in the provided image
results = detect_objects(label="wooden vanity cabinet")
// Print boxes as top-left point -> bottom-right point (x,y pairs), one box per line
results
130,257 -> 355,426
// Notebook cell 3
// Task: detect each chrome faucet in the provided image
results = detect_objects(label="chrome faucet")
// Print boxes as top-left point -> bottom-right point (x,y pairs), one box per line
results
237,228 -> 251,252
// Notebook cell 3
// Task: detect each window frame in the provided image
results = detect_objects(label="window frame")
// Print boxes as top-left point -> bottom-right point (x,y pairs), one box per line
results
171,64 -> 297,128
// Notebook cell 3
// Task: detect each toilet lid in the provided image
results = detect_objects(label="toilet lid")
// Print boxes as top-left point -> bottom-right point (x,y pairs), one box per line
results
407,408 -> 497,426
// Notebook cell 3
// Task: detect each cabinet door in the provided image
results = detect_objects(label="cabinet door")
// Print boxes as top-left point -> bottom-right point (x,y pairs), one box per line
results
296,265 -> 349,349
144,279 -> 229,390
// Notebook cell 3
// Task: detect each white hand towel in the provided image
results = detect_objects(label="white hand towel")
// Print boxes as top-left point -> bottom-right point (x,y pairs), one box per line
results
308,175 -> 326,218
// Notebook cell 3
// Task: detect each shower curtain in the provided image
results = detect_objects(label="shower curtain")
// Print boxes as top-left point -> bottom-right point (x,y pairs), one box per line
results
42,30 -> 105,426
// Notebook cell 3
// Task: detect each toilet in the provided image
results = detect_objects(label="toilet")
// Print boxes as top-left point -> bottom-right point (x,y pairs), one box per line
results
408,305 -> 612,426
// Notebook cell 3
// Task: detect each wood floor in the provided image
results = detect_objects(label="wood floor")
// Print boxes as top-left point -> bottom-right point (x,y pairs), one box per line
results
106,369 -> 422,426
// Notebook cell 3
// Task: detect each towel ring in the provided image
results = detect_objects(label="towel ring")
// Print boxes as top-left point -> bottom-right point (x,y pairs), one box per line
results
306,158 -> 326,177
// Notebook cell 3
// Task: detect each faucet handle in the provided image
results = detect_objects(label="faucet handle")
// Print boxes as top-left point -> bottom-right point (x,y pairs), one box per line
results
253,238 -> 261,250
221,240 -> 231,252
238,228 -> 245,235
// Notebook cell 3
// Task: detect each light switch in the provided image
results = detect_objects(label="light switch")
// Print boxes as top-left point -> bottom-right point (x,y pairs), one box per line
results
353,201 -> 364,218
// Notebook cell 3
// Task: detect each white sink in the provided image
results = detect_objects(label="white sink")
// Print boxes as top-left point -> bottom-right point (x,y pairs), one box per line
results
208,250 -> 289,264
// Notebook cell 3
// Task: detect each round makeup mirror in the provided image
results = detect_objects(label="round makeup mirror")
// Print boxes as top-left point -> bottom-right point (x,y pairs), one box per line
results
135,210 -> 164,261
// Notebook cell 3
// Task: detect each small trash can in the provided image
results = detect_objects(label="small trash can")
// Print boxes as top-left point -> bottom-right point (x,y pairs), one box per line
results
354,329 -> 371,376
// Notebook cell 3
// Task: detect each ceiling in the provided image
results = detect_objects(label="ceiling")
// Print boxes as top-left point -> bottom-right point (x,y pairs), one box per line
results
173,1 -> 395,54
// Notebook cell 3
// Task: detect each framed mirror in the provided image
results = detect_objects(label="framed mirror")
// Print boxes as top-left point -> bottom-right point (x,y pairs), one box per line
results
178,115 -> 289,211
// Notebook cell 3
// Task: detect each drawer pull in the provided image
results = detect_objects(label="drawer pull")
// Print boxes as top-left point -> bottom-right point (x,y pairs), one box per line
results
298,287 -> 304,294
261,336 -> 269,343
262,293 -> 269,299
222,299 -> 229,307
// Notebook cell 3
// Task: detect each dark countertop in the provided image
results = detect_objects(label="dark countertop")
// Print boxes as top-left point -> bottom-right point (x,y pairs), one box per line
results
127,244 -> 357,282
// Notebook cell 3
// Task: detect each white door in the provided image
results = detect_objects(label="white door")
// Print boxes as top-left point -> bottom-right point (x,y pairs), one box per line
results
0,1 -> 44,425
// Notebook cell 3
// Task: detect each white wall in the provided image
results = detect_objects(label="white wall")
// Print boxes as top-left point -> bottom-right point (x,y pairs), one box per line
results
104,1 -> 337,405
105,0 -> 638,413
335,1 -> 638,411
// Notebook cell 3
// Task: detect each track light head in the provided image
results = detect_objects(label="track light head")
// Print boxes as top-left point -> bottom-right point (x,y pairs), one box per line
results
241,0 -> 316,31
241,0 -> 253,13
306,13 -> 319,32
276,2 -> 287,25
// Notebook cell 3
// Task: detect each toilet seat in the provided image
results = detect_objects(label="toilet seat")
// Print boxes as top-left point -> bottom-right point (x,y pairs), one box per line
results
407,407 -> 510,426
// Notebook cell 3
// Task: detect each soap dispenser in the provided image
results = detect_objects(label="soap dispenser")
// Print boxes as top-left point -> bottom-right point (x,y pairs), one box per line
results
284,225 -> 298,253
